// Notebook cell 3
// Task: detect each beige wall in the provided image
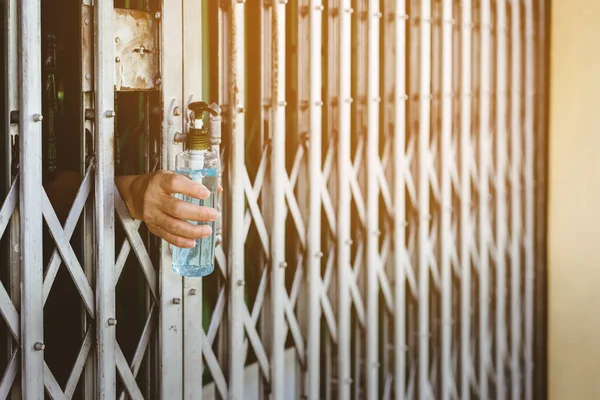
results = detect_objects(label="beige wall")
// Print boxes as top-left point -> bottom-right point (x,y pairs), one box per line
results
548,0 -> 600,398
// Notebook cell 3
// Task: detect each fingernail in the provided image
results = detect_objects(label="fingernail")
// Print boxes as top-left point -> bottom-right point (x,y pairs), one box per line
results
185,240 -> 196,248
204,226 -> 213,236
210,210 -> 220,220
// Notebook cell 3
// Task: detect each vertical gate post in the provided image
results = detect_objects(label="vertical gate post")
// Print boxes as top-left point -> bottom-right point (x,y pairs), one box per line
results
524,0 -> 535,398
460,1 -> 473,398
306,0 -> 323,398
270,1 -> 287,397
440,0 -> 454,398
221,1 -> 246,397
510,1 -> 522,398
18,0 -> 44,396
337,0 -> 353,397
479,1 -> 492,398
495,1 -> 509,398
182,0 -> 204,396
94,0 -> 116,396
159,0 -> 185,396
366,0 -> 381,396
418,0 -> 432,397
394,0 -> 408,398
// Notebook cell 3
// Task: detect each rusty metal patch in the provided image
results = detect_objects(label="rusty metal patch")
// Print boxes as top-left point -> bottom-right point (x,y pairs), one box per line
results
114,9 -> 158,91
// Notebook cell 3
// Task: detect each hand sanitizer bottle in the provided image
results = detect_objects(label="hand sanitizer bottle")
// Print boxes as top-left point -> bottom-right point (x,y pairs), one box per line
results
172,102 -> 220,277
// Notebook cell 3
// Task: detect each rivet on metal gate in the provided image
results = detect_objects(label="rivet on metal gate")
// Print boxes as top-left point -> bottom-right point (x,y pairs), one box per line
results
154,12 -> 161,20
32,114 -> 43,122
115,37 -> 120,44
316,251 -> 324,258
345,378 -> 353,385
237,105 -> 245,113
315,5 -> 324,11
84,18 -> 89,25
155,78 -> 162,86
34,342 -> 45,351
85,74 -> 91,80
237,280 -> 245,287
315,101 -> 324,107
402,220 -> 409,227
237,0 -> 246,3
373,97 -> 381,103
374,12 -> 383,18
398,14 -> 409,20
279,0 -> 288,4
173,298 -> 181,305
105,110 -> 116,118
374,230 -> 381,236
115,56 -> 121,62
345,239 -> 353,246
108,318 -> 117,326
278,101 -> 287,107
189,288 -> 197,296
279,261 -> 288,268
345,97 -> 353,104
173,106 -> 182,116
345,7 -> 353,14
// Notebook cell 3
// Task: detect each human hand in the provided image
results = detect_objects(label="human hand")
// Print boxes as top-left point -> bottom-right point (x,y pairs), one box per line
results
116,170 -> 222,248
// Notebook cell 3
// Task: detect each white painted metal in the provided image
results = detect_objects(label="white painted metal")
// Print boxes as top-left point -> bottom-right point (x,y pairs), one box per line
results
510,1 -> 523,399
94,0 -> 117,396
460,2 -> 473,399
419,0 -> 432,398
394,0 -> 408,398
440,0 -> 453,399
223,0 -> 246,397
18,0 -> 44,396
271,0 -> 287,397
182,0 -> 204,396
479,1 -> 492,398
338,0 -> 353,398
160,0 -> 184,396
306,0 -> 323,398
495,1 -> 509,398
366,0 -> 381,397
524,0 -> 535,398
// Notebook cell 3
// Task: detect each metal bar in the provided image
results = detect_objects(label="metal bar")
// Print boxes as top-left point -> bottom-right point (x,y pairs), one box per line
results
394,1 -> 407,398
440,0 -> 453,399
460,1 -> 472,398
18,0 -> 44,394
524,0 -> 535,398
366,0 -> 381,397
495,1 -> 508,398
224,0 -> 246,397
159,0 -> 184,395
338,1 -> 353,398
181,0 -> 204,393
306,3 -> 323,393
510,1 -> 522,398
419,0 -> 432,398
269,0 -> 287,397
479,1 -> 492,398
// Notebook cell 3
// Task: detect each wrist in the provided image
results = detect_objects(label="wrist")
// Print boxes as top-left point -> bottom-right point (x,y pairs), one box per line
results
115,175 -> 144,220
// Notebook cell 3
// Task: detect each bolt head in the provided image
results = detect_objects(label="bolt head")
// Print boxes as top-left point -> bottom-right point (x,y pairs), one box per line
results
115,56 -> 121,62
33,114 -> 43,122
115,37 -> 120,44
84,18 -> 89,25
34,342 -> 45,351
107,318 -> 117,326
173,298 -> 181,305
173,106 -> 182,116
155,12 -> 161,19
105,110 -> 116,118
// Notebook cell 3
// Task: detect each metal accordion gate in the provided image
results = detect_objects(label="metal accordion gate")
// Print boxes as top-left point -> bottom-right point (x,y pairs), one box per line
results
0,0 -> 549,399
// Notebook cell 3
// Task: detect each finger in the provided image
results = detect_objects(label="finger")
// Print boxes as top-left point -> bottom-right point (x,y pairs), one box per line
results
163,196 -> 219,222
155,211 -> 213,240
147,224 -> 196,248
160,172 -> 210,199
218,185 -> 223,194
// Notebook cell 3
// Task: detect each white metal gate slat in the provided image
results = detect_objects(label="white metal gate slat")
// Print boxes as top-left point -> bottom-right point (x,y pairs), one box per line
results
18,0 -> 44,396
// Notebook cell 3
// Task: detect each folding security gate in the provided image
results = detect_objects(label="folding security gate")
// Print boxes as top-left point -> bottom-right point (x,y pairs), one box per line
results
0,0 -> 549,398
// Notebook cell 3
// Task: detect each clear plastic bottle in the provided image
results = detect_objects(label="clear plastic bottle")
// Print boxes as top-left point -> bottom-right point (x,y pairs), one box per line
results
172,105 -> 220,277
